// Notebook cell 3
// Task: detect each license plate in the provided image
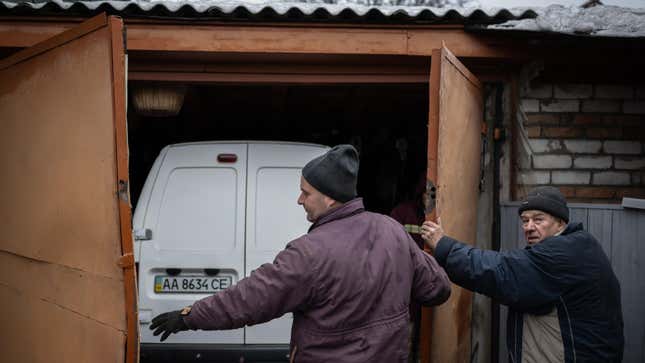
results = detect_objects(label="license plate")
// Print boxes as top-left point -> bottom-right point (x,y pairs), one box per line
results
154,275 -> 233,293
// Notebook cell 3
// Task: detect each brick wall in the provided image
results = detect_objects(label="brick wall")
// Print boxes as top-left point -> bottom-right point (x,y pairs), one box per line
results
517,83 -> 645,202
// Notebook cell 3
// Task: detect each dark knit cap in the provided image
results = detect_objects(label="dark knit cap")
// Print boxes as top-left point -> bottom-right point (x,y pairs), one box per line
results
518,186 -> 569,222
302,144 -> 359,202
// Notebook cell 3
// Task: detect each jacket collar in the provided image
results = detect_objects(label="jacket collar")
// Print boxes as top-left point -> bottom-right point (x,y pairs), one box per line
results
309,198 -> 365,232
562,221 -> 583,235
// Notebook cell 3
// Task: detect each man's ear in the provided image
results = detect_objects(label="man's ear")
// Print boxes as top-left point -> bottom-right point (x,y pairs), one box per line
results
325,196 -> 339,209
556,217 -> 566,228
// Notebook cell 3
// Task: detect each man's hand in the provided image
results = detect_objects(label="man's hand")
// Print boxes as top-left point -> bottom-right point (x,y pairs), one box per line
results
150,310 -> 189,342
421,217 -> 445,250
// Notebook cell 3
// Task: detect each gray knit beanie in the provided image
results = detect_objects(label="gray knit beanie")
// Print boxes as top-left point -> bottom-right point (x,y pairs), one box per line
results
518,186 -> 569,222
302,144 -> 359,202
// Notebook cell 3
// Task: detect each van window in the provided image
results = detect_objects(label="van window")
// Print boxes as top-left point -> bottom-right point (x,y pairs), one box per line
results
157,167 -> 238,251
254,167 -> 307,252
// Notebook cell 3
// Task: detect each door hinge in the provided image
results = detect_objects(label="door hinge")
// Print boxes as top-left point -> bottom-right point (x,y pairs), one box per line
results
133,228 -> 152,241
117,180 -> 129,203
117,253 -> 135,269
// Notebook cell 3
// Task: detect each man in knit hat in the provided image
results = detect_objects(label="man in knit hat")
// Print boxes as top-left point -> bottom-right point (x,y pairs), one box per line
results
150,144 -> 451,363
420,186 -> 623,363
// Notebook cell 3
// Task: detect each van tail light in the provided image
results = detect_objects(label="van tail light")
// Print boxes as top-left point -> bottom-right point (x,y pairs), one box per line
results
217,154 -> 237,163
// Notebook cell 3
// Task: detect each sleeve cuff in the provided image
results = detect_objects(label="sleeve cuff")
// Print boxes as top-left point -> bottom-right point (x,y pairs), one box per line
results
434,236 -> 458,266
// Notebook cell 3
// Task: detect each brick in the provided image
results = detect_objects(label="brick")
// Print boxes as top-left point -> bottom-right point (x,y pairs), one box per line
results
559,114 -> 575,126
575,187 -> 616,199
541,99 -> 579,113
624,101 -> 645,114
533,155 -> 572,169
604,140 -> 642,154
573,155 -> 613,169
558,186 -> 577,198
543,127 -> 584,138
527,127 -> 541,138
552,171 -> 590,184
518,153 -> 532,169
554,84 -> 593,99
593,171 -> 631,185
632,172 -> 642,185
525,114 -> 560,125
581,100 -> 621,113
616,187 -> 645,199
521,99 -> 540,113
602,114 -> 643,126
573,114 -> 602,125
518,171 -> 550,185
529,139 -> 565,153
622,127 -> 645,141
595,85 -> 634,99
586,127 -> 622,139
525,83 -> 553,98
563,139 -> 602,154
615,156 -> 645,170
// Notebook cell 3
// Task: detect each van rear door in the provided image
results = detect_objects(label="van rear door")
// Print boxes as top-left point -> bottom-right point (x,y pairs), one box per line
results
244,143 -> 328,344
138,143 -> 246,344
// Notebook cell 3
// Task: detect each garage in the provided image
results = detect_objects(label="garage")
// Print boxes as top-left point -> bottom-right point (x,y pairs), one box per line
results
1,4 -> 532,363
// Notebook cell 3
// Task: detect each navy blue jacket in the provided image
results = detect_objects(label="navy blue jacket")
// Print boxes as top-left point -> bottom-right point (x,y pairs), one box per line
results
434,222 -> 623,363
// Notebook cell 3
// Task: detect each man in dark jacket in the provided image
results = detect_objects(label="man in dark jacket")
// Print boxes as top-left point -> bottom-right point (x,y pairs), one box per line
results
420,186 -> 623,363
150,144 -> 451,363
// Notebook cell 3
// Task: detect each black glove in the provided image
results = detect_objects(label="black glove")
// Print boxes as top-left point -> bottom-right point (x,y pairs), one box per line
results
150,310 -> 189,342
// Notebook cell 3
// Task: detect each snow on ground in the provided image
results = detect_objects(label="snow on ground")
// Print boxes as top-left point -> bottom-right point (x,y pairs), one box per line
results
488,4 -> 645,37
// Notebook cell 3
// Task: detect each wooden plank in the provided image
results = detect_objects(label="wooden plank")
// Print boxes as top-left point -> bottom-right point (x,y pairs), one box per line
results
108,16 -> 139,363
129,71 -> 428,84
0,14 -> 128,363
427,46 -> 483,363
419,48 -> 441,363
126,24 -> 410,55
0,20 -> 523,58
407,30 -> 525,59
587,209 -> 613,259
1,286 -> 125,363
498,206 -> 518,363
0,14 -> 107,70
611,209 -> 645,363
0,24 -> 123,277
0,251 -> 125,330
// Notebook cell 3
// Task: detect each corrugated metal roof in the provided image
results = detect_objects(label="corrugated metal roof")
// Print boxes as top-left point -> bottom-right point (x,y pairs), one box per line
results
0,0 -> 537,25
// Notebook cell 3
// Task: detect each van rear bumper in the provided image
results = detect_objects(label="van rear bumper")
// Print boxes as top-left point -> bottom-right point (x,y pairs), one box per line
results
140,343 -> 290,363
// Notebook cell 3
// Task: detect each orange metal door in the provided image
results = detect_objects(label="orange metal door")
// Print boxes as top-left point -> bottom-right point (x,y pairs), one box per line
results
0,14 -> 137,363
420,45 -> 484,363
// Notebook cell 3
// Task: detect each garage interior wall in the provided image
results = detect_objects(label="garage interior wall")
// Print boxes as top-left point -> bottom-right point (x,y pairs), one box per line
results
128,82 -> 432,214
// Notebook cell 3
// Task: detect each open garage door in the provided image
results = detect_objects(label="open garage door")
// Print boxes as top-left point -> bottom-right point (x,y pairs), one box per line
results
0,14 -> 136,363
421,46 -> 484,363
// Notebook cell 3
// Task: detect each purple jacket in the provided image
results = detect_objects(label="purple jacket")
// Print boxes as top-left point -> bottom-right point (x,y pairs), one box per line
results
184,198 -> 451,362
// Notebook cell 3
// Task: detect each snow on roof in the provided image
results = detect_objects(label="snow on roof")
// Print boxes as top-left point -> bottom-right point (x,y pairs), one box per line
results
487,4 -> 645,38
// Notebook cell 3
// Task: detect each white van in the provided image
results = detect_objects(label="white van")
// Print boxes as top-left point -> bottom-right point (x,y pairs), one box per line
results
133,141 -> 329,362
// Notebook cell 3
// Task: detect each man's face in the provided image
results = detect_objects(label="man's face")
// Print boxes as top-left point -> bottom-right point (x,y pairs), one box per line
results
520,210 -> 565,245
297,177 -> 333,222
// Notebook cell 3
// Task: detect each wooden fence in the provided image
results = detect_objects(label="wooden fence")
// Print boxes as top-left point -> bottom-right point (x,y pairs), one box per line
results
498,202 -> 644,363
